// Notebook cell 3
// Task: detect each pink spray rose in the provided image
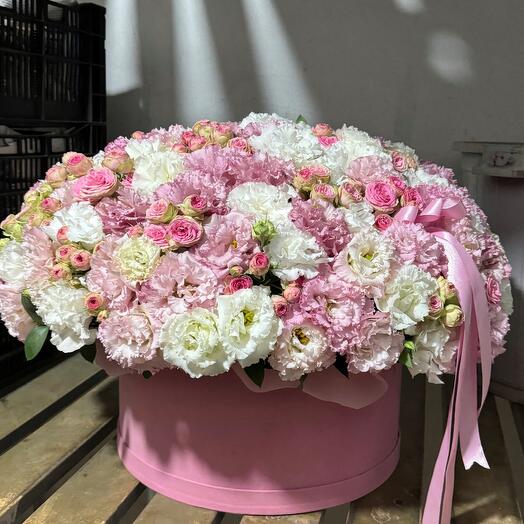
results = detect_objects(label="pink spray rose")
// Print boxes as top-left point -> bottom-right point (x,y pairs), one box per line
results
55,244 -> 76,261
70,250 -> 91,270
401,187 -> 424,208
391,151 -> 408,172
310,183 -> 337,203
62,152 -> 93,177
228,137 -> 251,152
318,135 -> 338,147
40,197 -> 62,213
144,224 -> 170,248
45,164 -> 68,188
168,216 -> 203,248
84,292 -> 105,312
365,181 -> 398,213
283,284 -> 301,303
272,295 -> 289,317
387,175 -> 407,196
72,167 -> 118,202
224,275 -> 253,294
56,225 -> 69,243
248,252 -> 270,276
374,213 -> 394,231
312,123 -> 333,137
338,179 -> 365,206
486,275 -> 502,304
180,194 -> 208,217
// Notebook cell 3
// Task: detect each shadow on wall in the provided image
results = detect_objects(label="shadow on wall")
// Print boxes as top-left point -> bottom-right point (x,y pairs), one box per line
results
106,0 -> 524,170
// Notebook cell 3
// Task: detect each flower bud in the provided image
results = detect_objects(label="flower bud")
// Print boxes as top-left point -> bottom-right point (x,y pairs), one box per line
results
146,199 -> 177,223
131,131 -> 145,140
442,304 -> 463,328
96,309 -> 109,322
228,265 -> 244,277
102,153 -> 133,174
0,215 -> 23,240
85,292 -> 105,312
283,284 -> 301,303
56,225 -> 69,244
55,244 -> 76,261
212,123 -> 234,146
428,294 -> 444,318
252,218 -> 277,246
248,252 -> 270,276
23,189 -> 40,206
70,250 -> 91,270
45,164 -> 68,188
171,143 -> 188,154
374,214 -> 393,231
62,152 -> 92,178
41,197 -> 62,213
51,262 -> 72,280
180,194 -> 208,217
338,179 -> 364,207
224,275 -> 253,295
312,123 -> 333,137
187,135 -> 207,152
310,183 -> 337,203
437,276 -> 458,304
272,295 -> 289,317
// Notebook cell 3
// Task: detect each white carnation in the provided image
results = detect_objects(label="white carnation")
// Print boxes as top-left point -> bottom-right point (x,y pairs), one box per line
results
333,229 -> 393,296
266,222 -> 328,280
406,319 -> 454,384
249,122 -> 323,166
31,281 -> 96,353
406,167 -> 450,187
91,150 -> 105,167
160,308 -> 234,378
43,202 -> 103,249
238,112 -> 291,129
0,240 -> 28,289
217,287 -> 282,367
226,182 -> 295,223
376,265 -> 438,330
269,322 -> 335,381
127,138 -> 185,195
338,201 -> 375,233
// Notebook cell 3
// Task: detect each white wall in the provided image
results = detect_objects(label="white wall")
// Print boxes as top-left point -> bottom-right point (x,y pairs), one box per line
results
101,0 -> 524,171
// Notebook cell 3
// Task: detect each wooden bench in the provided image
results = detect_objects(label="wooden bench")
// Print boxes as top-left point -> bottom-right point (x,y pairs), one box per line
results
0,354 -> 522,523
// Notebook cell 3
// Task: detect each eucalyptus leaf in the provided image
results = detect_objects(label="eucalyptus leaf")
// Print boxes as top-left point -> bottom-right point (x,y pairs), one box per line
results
24,325 -> 49,361
80,343 -> 97,363
295,114 -> 308,125
21,293 -> 44,326
243,360 -> 265,387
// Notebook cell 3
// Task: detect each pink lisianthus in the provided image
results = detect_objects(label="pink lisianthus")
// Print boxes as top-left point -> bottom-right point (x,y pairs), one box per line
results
0,284 -> 36,341
62,152 -> 92,177
167,216 -> 203,248
385,221 -> 447,277
289,198 -> 351,257
144,223 -> 170,248
365,181 -> 398,213
346,156 -> 396,184
72,167 -> 118,203
194,211 -> 258,276
95,186 -> 149,235
138,251 -> 219,311
347,312 -> 404,373
98,307 -> 157,368
86,234 -> 136,312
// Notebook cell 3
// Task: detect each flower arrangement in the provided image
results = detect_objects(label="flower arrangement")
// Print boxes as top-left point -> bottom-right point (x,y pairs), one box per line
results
0,113 -> 512,388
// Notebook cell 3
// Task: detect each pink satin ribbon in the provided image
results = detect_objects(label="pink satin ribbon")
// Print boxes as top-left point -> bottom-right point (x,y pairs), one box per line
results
396,199 -> 492,524
233,364 -> 389,409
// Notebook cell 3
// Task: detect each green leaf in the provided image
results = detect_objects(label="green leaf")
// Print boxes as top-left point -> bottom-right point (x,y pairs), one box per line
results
399,349 -> 413,368
80,343 -> 97,363
295,114 -> 308,125
21,293 -> 44,326
243,360 -> 265,388
24,325 -> 49,361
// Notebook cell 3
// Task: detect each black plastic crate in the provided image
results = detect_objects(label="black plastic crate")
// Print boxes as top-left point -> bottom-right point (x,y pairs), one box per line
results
0,0 -> 106,123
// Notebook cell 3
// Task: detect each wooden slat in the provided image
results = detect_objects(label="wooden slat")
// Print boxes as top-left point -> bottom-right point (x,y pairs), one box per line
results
452,395 -> 522,523
0,354 -> 105,452
24,439 -> 144,524
0,379 -> 117,523
350,371 -> 426,524
240,513 -> 322,523
135,492 -> 218,524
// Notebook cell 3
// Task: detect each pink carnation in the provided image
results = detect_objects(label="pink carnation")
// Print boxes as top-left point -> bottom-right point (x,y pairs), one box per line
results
86,234 -> 136,312
95,186 -> 150,235
22,228 -> 55,282
98,307 -> 157,368
421,162 -> 456,183
194,212 -> 259,277
0,283 -> 35,341
346,155 -> 396,184
385,221 -> 448,277
138,251 -> 219,311
289,199 -> 351,257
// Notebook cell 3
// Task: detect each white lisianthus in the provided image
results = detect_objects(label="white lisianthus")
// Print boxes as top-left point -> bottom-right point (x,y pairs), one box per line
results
43,202 -> 104,249
31,281 -> 96,353
266,222 -> 328,280
500,278 -> 513,316
226,182 -> 296,223
269,322 -> 335,381
333,229 -> 393,296
406,167 -> 450,187
249,122 -> 323,166
323,125 -> 388,183
0,240 -> 28,289
160,308 -> 234,378
406,319 -> 454,384
376,265 -> 438,330
126,138 -> 185,195
338,201 -> 375,233
115,235 -> 161,283
238,112 -> 291,129
217,287 -> 282,367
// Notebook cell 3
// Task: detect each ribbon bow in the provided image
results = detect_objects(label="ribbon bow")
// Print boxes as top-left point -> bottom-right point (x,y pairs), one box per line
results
396,197 -> 492,524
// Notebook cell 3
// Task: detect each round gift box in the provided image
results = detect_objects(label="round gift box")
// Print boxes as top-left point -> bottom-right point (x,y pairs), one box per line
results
117,365 -> 402,515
